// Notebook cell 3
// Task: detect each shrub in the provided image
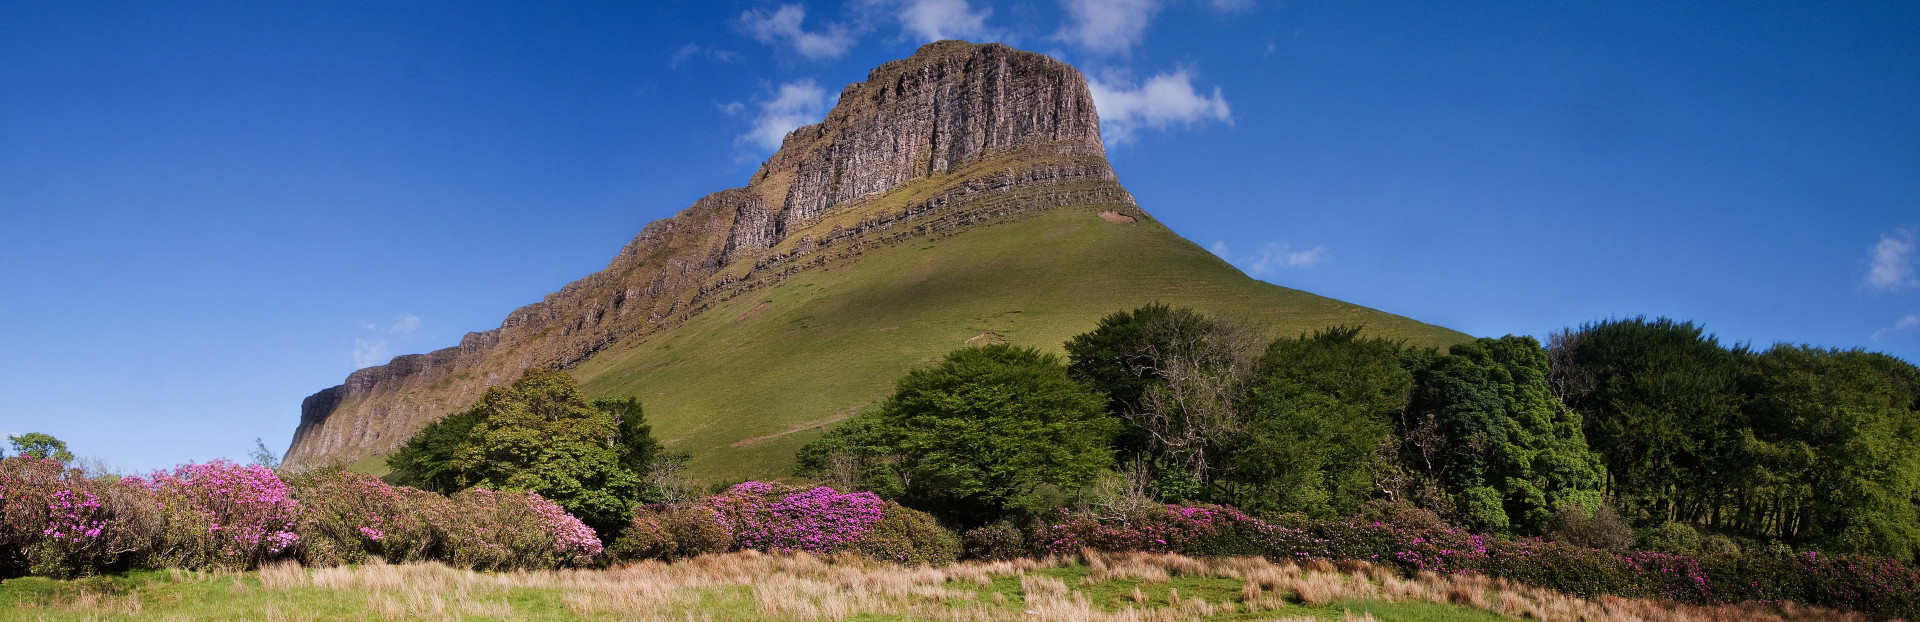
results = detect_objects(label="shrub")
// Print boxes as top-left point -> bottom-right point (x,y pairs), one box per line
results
1033,503 -> 1268,557
440,488 -> 600,570
1640,521 -> 1703,554
608,504 -> 731,562
128,460 -> 299,571
707,482 -> 885,555
0,457 -> 158,578
288,470 -> 449,566
1542,503 -> 1634,552
848,502 -> 960,566
962,521 -> 1025,561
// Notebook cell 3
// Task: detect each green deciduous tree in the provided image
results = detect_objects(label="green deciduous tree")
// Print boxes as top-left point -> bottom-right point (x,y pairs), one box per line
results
8,433 -> 73,464
798,344 -> 1117,526
384,369 -> 662,535
1222,326 -> 1412,517
1402,336 -> 1605,533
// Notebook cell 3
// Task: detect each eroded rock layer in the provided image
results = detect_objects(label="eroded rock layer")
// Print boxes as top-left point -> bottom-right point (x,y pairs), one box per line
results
282,41 -> 1136,469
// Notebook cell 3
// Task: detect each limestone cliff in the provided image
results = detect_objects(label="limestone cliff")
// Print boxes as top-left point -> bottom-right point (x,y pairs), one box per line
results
282,41 -> 1139,470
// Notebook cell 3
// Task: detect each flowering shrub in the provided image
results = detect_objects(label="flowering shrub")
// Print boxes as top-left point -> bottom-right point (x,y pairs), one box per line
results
0,457 -> 158,578
962,521 -> 1025,561
287,470 -> 449,566
440,488 -> 599,570
125,460 -> 300,571
708,482 -> 886,555
1033,503 -> 1268,557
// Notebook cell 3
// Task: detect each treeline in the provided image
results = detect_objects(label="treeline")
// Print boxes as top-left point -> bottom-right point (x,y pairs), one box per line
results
799,306 -> 1920,562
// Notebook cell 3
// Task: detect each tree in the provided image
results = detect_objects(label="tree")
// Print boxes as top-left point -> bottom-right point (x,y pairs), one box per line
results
798,344 -> 1117,526
1064,304 -> 1264,500
1548,317 -> 1747,524
8,432 -> 73,464
1223,326 -> 1412,516
384,369 -> 662,535
1402,336 -> 1605,533
248,438 -> 281,469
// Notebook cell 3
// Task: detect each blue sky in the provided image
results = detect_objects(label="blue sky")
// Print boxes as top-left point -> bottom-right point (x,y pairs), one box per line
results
2,1 -> 1916,472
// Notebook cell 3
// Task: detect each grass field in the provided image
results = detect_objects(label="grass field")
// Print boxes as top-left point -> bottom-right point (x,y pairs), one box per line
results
2,551 -> 1849,622
566,206 -> 1469,482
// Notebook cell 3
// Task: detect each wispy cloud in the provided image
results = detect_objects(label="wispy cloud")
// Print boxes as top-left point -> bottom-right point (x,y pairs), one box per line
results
1870,313 -> 1920,342
895,0 -> 998,42
668,43 -> 740,69
1866,228 -> 1917,293
389,314 -> 420,335
352,338 -> 389,369
731,80 -> 831,153
1055,0 -> 1160,56
740,4 -> 860,61
1211,240 -> 1326,277
1205,0 -> 1257,14
1088,69 -> 1231,143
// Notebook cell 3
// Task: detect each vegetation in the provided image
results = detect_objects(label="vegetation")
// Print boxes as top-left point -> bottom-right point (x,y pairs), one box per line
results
7,433 -> 72,465
567,207 -> 1469,482
796,344 -> 1117,526
384,369 -> 664,534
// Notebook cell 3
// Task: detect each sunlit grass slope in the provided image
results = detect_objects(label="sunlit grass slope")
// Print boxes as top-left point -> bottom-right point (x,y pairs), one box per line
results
571,206 -> 1469,482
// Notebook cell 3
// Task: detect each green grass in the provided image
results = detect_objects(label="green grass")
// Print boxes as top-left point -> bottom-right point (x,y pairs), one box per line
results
0,563 -> 1513,622
568,205 -> 1469,481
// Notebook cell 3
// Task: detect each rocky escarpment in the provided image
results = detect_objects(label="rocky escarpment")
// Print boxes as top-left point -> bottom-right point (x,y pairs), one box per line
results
282,41 -> 1141,470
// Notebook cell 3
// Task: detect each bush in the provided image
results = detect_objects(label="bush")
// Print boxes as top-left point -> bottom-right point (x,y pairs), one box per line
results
1542,503 -> 1634,552
128,460 -> 300,571
962,521 -> 1025,561
288,470 -> 449,566
0,457 -> 158,578
1033,503 -> 1268,557
708,482 -> 885,555
848,502 -> 960,566
1640,521 -> 1703,554
440,488 -> 600,570
608,504 -> 731,562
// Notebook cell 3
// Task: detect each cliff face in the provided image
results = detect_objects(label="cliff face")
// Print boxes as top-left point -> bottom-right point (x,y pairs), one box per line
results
282,41 -> 1138,470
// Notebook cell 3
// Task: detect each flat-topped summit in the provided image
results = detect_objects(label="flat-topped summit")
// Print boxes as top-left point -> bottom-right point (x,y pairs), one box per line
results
283,41 -> 1137,470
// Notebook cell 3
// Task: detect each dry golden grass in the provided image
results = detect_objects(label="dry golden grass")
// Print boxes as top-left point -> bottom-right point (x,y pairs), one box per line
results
10,550 -> 1884,621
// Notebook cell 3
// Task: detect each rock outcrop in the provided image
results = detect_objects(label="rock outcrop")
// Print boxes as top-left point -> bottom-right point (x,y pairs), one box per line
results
282,41 -> 1142,470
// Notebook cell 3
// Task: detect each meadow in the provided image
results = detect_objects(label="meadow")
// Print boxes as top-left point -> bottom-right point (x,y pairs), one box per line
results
0,549 -> 1869,622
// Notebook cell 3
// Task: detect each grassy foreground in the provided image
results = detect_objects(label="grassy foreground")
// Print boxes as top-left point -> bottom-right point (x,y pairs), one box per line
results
0,551 -> 1864,622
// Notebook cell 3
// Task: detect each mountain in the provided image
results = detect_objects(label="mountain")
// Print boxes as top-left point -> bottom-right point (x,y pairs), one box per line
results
282,41 -> 1469,477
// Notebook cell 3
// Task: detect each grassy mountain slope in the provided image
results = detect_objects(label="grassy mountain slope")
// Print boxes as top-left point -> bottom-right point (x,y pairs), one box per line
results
570,204 -> 1468,482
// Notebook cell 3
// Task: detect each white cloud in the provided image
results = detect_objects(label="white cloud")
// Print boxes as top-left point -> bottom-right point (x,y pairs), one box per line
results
740,4 -> 860,60
1088,69 -> 1232,143
352,338 -> 389,369
1898,314 -> 1920,330
1206,0 -> 1256,13
897,0 -> 996,42
668,43 -> 740,69
732,80 -> 831,152
389,314 -> 420,335
1055,0 -> 1160,56
1866,228 -> 1917,293
1211,241 -> 1326,276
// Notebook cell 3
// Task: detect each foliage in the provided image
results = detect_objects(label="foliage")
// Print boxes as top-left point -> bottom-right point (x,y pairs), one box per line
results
608,504 -> 732,562
961,521 -> 1025,561
246,438 -> 280,469
8,434 -> 74,465
707,481 -> 886,555
439,488 -> 600,570
846,501 -> 962,565
797,345 -> 1116,526
128,460 -> 300,571
0,457 -> 155,578
1640,520 -> 1704,554
385,368 -> 662,536
286,469 -> 447,566
1222,326 -> 1411,517
1542,503 -> 1635,552
1400,336 -> 1606,533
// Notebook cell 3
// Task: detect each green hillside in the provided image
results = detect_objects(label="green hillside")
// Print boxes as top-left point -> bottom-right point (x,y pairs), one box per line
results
569,205 -> 1469,481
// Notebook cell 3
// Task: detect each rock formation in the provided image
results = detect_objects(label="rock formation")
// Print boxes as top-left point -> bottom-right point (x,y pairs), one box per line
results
282,41 -> 1142,470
